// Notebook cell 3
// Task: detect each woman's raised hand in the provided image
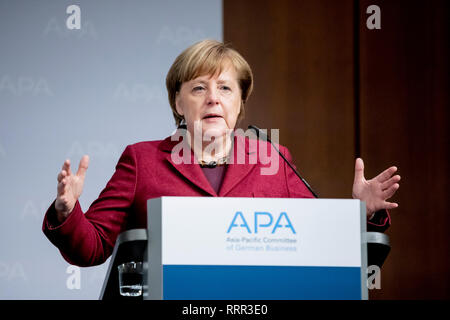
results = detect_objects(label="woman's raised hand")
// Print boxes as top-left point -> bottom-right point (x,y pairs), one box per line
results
352,158 -> 400,219
54,155 -> 89,223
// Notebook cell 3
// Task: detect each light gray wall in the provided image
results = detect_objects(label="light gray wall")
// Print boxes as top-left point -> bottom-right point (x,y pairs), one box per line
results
0,0 -> 222,299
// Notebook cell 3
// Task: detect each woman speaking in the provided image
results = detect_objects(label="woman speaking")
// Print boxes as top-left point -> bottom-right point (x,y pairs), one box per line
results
42,40 -> 400,266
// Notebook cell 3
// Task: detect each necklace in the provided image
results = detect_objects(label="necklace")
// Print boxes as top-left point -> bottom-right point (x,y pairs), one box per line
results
199,155 -> 228,168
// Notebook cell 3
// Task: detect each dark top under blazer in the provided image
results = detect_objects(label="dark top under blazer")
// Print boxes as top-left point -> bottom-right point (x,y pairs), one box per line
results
42,134 -> 391,266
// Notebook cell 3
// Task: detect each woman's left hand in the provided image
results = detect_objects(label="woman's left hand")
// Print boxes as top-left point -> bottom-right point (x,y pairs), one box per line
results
352,158 -> 400,219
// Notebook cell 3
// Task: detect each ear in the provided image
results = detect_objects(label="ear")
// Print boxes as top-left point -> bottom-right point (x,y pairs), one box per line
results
175,91 -> 184,116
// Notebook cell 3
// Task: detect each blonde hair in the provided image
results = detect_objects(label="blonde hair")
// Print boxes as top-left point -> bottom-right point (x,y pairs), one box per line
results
166,39 -> 253,126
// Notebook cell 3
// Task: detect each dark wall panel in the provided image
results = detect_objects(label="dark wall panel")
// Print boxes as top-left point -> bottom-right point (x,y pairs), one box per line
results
224,0 -> 356,198
359,0 -> 450,299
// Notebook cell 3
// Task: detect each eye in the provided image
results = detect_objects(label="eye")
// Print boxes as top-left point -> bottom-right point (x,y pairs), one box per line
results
192,86 -> 205,92
220,85 -> 231,91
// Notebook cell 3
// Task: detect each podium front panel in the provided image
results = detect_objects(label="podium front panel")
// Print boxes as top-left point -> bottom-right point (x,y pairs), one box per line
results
146,197 -> 367,300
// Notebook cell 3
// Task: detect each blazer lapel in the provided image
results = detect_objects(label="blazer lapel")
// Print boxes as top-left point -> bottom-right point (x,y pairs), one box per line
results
218,134 -> 258,197
159,136 -> 217,197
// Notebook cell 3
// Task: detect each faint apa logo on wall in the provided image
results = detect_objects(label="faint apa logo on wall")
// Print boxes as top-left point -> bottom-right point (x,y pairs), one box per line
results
0,75 -> 53,97
156,26 -> 206,46
43,17 -> 97,39
0,261 -> 27,282
21,200 -> 53,221
67,140 -> 120,160
43,4 -> 97,39
65,263 -> 107,290
112,82 -> 165,104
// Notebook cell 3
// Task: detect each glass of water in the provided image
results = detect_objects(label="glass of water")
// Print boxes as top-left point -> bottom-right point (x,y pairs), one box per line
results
117,261 -> 143,297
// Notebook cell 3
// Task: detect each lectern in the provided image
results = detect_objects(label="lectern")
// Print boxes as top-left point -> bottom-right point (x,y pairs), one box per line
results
100,197 -> 390,300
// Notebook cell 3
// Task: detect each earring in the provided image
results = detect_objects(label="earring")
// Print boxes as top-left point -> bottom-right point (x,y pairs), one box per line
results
178,118 -> 187,129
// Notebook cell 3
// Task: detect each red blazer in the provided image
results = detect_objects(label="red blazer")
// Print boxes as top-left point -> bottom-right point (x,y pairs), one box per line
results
43,134 -> 390,266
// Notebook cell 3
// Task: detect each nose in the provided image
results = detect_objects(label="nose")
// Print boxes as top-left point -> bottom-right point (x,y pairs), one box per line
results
206,87 -> 220,105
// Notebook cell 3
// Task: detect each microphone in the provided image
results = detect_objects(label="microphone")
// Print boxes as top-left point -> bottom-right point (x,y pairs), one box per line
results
248,125 -> 319,198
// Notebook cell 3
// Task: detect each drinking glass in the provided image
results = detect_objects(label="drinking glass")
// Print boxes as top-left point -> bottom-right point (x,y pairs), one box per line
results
117,261 -> 143,297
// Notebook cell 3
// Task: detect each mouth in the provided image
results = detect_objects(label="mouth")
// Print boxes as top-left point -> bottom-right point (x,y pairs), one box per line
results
202,113 -> 223,120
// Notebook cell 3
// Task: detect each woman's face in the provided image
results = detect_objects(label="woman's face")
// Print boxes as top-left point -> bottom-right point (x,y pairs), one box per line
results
175,61 -> 242,139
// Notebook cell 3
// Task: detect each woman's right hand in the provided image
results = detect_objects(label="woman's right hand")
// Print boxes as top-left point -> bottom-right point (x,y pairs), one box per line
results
55,155 -> 90,223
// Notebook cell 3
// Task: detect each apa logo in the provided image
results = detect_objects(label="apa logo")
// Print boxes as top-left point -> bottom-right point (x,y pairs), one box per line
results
227,211 -> 296,234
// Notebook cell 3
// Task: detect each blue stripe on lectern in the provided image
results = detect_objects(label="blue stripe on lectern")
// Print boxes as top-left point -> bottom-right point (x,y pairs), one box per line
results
162,265 -> 361,300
